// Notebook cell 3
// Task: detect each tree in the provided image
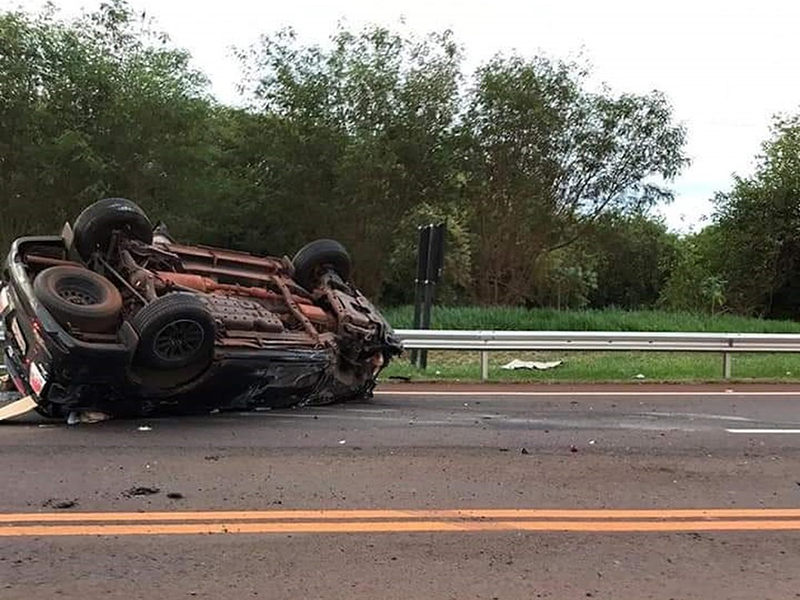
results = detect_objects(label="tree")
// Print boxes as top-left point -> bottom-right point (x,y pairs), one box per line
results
0,1 -> 222,250
587,212 -> 678,309
658,226 -> 725,313
460,55 -> 688,304
238,25 -> 463,295
0,8 -> 692,310
711,114 -> 800,317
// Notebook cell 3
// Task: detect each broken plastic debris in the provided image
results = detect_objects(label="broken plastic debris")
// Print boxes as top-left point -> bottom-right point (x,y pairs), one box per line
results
0,395 -> 36,421
501,359 -> 562,371
633,374 -> 646,379
137,425 -> 153,431
67,410 -> 111,425
338,439 -> 346,445
589,440 -> 596,445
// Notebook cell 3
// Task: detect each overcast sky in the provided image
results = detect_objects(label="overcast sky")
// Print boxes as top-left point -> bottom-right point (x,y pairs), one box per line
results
6,0 -> 800,232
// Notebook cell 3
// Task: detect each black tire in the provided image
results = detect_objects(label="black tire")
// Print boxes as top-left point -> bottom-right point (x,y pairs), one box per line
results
292,239 -> 353,290
33,266 -> 123,333
73,198 -> 153,260
131,293 -> 215,371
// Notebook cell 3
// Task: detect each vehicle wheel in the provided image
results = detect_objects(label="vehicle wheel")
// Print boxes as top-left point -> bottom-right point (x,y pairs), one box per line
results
131,293 -> 215,371
33,266 -> 123,333
72,198 -> 153,260
292,239 -> 353,290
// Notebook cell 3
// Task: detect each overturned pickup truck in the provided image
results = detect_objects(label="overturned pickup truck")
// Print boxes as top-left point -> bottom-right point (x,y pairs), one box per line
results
0,198 -> 401,417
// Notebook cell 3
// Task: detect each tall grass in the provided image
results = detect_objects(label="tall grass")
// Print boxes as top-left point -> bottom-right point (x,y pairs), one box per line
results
381,306 -> 800,333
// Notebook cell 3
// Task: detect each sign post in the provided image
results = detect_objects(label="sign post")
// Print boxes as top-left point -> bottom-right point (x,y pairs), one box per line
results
412,222 -> 445,369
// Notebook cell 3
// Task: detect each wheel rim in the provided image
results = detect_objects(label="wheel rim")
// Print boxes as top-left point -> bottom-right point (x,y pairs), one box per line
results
152,319 -> 205,362
56,283 -> 100,306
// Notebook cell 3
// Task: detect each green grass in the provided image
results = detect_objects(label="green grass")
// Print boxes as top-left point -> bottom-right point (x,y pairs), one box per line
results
381,351 -> 800,383
379,307 -> 800,383
382,306 -> 800,334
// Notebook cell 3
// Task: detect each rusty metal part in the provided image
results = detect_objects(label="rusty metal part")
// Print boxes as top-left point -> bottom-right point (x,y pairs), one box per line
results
97,254 -> 149,305
320,285 -> 375,332
129,270 -> 158,302
24,255 -> 82,268
163,243 -> 286,274
155,272 -> 312,305
273,276 -> 319,343
118,250 -> 156,303
148,268 -> 333,341
155,272 -> 216,293
200,295 -> 285,333
180,262 -> 282,285
124,239 -> 183,268
156,271 -> 326,327
153,271 -> 331,328
297,303 -> 331,324
222,329 -> 337,345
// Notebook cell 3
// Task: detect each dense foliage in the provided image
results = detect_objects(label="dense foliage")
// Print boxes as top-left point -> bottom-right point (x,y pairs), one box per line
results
19,1 -> 796,315
708,116 -> 800,318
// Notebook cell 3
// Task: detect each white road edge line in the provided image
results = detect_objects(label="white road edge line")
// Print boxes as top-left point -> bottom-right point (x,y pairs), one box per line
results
726,429 -> 800,434
375,390 -> 800,397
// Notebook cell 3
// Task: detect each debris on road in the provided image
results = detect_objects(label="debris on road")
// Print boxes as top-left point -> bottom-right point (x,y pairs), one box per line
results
137,425 -> 153,432
67,410 -> 112,425
501,359 -> 563,371
166,492 -> 184,500
42,498 -> 78,509
124,486 -> 161,497
0,395 -> 36,422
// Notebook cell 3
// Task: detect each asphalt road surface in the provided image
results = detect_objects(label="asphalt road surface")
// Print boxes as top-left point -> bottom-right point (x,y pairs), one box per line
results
2,383 -> 800,599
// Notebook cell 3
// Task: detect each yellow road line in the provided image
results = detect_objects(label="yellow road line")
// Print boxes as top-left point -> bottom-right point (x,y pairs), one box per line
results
2,519 -> 800,537
3,508 -> 800,523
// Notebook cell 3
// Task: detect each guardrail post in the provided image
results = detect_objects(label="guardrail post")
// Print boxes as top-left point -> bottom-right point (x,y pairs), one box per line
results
480,351 -> 489,381
722,352 -> 732,379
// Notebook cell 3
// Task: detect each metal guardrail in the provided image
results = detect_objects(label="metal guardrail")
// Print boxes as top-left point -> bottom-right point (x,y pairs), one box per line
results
395,329 -> 800,380
2,329 -> 798,381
